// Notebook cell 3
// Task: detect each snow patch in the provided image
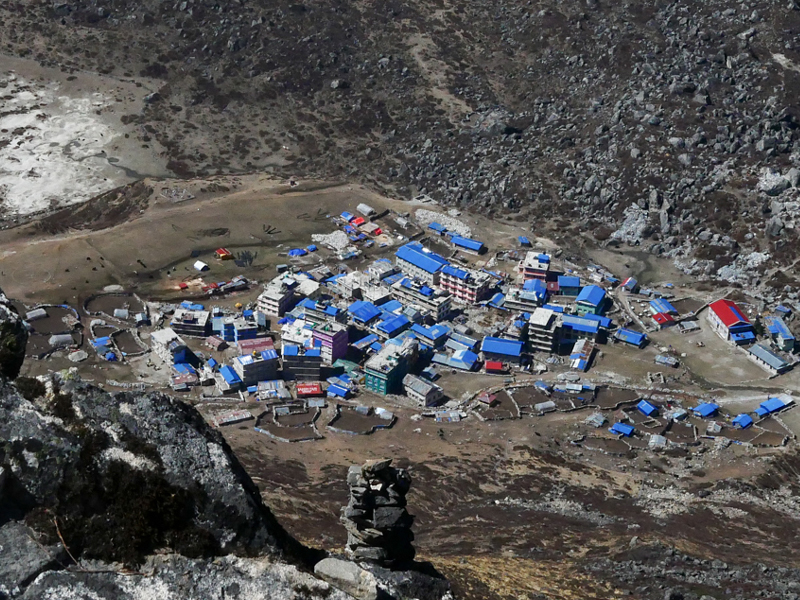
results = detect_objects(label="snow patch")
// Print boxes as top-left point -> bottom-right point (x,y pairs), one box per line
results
0,73 -> 120,215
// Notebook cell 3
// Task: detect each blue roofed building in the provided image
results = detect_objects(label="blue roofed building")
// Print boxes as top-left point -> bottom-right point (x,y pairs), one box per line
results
410,323 -> 451,348
518,236 -> 532,247
559,315 -> 601,348
504,279 -> 548,311
613,328 -> 647,348
518,251 -> 551,282
764,316 -> 795,351
394,242 -> 449,284
609,422 -> 635,437
450,235 -> 486,255
481,336 -> 524,365
692,403 -> 719,418
216,365 -> 242,393
281,344 -> 323,381
575,285 -> 608,316
649,298 -> 678,316
754,396 -> 794,417
431,348 -> 479,371
348,300 -> 382,326
732,413 -> 753,429
557,275 -> 581,296
622,277 -> 639,293
637,400 -> 658,417
375,314 -> 411,340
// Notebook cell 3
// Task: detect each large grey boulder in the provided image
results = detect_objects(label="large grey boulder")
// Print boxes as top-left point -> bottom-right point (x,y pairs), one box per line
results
0,522 -> 67,597
314,557 -> 379,600
0,376 -> 301,568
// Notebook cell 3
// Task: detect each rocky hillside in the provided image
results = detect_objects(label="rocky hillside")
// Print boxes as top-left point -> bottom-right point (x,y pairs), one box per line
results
4,0 -> 800,289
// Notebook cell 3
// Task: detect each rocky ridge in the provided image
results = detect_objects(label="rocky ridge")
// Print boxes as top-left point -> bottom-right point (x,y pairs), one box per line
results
4,1 -> 800,291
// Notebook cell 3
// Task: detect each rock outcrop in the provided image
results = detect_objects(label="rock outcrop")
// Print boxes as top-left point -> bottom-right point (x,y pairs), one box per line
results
0,289 -> 26,380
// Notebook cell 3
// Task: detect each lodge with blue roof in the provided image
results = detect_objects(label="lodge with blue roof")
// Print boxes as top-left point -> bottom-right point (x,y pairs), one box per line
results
394,241 -> 449,284
575,285 -> 608,316
480,336 -> 524,365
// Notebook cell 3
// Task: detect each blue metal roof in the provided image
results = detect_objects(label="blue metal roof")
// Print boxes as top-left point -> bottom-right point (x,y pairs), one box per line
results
580,313 -> 612,328
732,413 -> 753,428
341,211 -> 355,221
383,272 -> 404,286
395,242 -> 449,274
518,236 -> 531,246
219,365 -> 241,384
377,314 -> 410,336
411,323 -> 451,342
650,298 -> 677,314
207,357 -> 218,368
428,222 -> 447,233
542,304 -> 565,313
432,349 -> 479,370
731,330 -> 756,342
576,285 -> 606,307
379,299 -> 403,313
450,236 -> 484,252
614,328 -> 646,346
352,334 -> 379,350
610,422 -> 635,437
488,293 -> 506,308
348,300 -> 382,324
481,336 -> 523,357
561,315 -> 600,335
557,275 -> 580,288
327,384 -> 349,397
441,265 -> 469,280
765,316 -> 795,339
523,278 -> 547,296
758,397 -> 790,414
637,400 -> 658,416
692,403 -> 719,418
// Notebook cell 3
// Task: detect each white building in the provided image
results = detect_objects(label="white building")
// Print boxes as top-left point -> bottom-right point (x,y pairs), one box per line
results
257,284 -> 295,317
232,350 -> 280,385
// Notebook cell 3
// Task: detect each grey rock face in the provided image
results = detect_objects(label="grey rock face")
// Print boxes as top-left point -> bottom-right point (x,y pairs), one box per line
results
20,555 -> 354,600
0,522 -> 67,597
0,288 -> 27,380
0,376 -> 299,568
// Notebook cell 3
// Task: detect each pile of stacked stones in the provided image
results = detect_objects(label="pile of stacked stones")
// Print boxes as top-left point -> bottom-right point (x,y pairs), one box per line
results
341,458 -> 415,566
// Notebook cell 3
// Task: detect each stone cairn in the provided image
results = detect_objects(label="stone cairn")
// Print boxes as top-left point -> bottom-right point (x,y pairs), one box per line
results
341,458 -> 415,566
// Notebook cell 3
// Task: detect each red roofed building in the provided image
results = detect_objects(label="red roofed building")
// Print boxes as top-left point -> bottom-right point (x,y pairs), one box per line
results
296,382 -> 323,397
215,248 -> 234,260
651,312 -> 675,329
484,360 -> 505,373
707,299 -> 755,344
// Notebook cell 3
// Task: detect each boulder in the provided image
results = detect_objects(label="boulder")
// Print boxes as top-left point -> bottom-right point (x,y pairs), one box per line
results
314,557 -> 379,600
